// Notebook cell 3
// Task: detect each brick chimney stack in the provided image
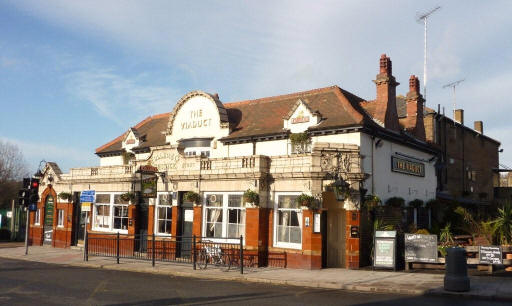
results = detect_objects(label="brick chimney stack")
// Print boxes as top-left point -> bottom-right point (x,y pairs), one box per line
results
454,109 -> 464,125
474,121 -> 483,134
405,75 -> 426,141
373,54 -> 400,132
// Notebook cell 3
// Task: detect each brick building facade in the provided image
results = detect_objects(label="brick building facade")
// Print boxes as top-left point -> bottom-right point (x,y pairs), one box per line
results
30,55 -> 442,269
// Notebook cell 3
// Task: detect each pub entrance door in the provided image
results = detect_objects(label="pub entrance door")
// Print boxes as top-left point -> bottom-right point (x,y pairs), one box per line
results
177,191 -> 194,258
323,192 -> 346,268
43,195 -> 55,245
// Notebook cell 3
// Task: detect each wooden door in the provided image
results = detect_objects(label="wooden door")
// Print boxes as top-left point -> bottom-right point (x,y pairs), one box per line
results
327,208 -> 346,267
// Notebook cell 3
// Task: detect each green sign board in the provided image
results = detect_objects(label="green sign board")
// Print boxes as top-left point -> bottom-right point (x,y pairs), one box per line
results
44,195 -> 54,226
141,175 -> 157,198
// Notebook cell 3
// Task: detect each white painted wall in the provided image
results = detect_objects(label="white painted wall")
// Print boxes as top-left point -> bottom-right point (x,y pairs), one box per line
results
100,155 -> 124,167
360,133 -> 436,204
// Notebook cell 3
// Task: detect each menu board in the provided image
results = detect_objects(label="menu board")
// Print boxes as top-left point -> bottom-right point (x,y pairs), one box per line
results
404,234 -> 438,263
479,246 -> 502,264
374,231 -> 397,269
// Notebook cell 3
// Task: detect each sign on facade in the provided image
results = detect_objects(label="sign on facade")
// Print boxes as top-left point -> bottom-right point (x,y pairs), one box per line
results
404,234 -> 438,263
374,231 -> 396,269
479,246 -> 502,264
80,190 -> 95,212
391,156 -> 425,177
141,175 -> 157,198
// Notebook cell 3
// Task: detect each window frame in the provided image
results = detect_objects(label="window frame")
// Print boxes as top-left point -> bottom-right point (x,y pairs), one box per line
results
92,192 -> 129,234
202,192 -> 245,244
273,192 -> 303,250
155,192 -> 173,236
35,209 -> 40,225
57,209 -> 64,227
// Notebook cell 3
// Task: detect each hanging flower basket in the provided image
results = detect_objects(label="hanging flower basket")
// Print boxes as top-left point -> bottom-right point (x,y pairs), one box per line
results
120,192 -> 135,202
409,199 -> 424,209
363,195 -> 381,210
184,191 -> 200,204
243,189 -> 259,207
295,193 -> 320,210
385,197 -> 405,208
58,192 -> 73,202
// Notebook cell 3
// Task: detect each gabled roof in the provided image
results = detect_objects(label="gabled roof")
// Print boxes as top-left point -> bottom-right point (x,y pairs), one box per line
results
95,113 -> 170,155
222,86 -> 368,140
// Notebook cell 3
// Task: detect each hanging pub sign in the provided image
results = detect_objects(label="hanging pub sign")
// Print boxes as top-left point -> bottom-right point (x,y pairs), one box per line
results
391,156 -> 425,177
138,165 -> 159,199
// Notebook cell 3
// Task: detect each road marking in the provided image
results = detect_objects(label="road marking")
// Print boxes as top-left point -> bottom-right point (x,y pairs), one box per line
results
85,278 -> 109,304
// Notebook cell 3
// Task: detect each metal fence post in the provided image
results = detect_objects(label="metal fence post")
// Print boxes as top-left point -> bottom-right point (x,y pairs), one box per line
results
240,235 -> 244,275
116,232 -> 120,264
193,235 -> 197,270
84,230 -> 88,262
152,233 -> 156,267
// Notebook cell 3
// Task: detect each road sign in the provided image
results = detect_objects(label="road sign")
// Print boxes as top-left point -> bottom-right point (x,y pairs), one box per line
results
81,202 -> 92,212
80,190 -> 95,203
28,204 -> 37,212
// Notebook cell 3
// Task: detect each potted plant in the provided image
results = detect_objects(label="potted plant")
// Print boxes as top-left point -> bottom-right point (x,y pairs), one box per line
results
120,192 -> 135,202
184,191 -> 200,204
295,193 -> 319,210
385,197 -> 405,208
243,189 -> 259,207
58,192 -> 73,202
122,151 -> 135,165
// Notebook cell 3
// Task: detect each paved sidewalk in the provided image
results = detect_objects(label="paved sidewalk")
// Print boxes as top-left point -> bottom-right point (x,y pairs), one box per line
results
1,245 -> 512,301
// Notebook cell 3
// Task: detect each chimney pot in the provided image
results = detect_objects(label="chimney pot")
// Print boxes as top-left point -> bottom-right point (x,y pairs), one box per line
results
379,54 -> 392,75
474,121 -> 483,134
454,109 -> 464,125
409,75 -> 420,94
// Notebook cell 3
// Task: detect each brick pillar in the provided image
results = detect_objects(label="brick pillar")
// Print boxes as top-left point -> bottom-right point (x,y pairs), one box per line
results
345,210 -> 360,269
128,204 -> 137,236
147,205 -> 155,235
245,207 -> 269,267
192,205 -> 202,237
301,209 -> 322,269
171,206 -> 178,236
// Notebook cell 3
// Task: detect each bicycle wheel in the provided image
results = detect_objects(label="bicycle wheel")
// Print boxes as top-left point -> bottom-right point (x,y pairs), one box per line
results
222,252 -> 232,272
198,249 -> 208,269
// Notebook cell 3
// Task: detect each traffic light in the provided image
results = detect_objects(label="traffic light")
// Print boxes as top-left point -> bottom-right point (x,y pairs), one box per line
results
18,178 -> 31,206
29,178 -> 40,205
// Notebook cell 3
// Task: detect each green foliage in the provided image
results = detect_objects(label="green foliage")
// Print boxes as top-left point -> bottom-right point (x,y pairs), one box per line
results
289,132 -> 309,144
408,199 -> 424,208
120,192 -> 135,202
373,219 -> 394,231
58,192 -> 73,202
363,195 -> 381,210
122,151 -> 135,165
243,189 -> 259,206
439,223 -> 455,246
184,191 -> 200,204
415,228 -> 430,235
295,193 -> 319,210
491,202 -> 512,245
385,197 -> 405,208
425,199 -> 439,208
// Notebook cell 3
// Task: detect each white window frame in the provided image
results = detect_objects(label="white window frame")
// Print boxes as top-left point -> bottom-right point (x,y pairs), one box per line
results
273,192 -> 303,250
57,209 -> 64,227
35,209 -> 40,225
202,192 -> 245,244
155,192 -> 173,236
92,192 -> 129,234
184,147 -> 210,157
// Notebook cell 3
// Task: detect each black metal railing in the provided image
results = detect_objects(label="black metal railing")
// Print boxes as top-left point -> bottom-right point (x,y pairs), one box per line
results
85,232 -> 244,274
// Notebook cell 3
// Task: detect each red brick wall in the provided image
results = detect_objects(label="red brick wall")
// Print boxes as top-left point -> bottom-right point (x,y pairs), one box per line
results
345,210 -> 360,269
192,206 -> 202,237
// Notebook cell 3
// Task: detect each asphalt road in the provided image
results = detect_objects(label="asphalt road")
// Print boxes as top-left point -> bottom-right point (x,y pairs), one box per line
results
0,258 -> 508,306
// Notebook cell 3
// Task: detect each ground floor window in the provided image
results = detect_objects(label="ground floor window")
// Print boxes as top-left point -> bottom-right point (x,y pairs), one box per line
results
35,209 -> 40,225
57,209 -> 64,227
156,193 -> 172,235
274,193 -> 302,249
92,193 -> 128,233
203,192 -> 245,241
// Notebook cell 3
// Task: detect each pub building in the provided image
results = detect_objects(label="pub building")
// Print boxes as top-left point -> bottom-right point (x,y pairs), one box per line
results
29,55 -> 438,269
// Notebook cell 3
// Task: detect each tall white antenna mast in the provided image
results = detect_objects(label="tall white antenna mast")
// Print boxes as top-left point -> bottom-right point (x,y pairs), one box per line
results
416,6 -> 441,104
442,79 -> 465,119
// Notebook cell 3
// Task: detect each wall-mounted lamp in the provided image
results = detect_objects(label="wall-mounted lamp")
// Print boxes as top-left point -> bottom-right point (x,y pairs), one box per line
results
375,139 -> 383,148
499,149 -> 504,153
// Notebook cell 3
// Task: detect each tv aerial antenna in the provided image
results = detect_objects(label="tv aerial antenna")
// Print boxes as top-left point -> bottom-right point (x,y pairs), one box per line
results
416,6 -> 441,104
442,79 -> 465,119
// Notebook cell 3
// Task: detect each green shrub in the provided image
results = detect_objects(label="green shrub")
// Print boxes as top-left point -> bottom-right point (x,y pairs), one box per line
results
385,197 -> 405,208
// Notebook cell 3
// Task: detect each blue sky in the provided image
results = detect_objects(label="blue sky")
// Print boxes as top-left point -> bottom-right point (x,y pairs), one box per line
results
1,0 -> 511,173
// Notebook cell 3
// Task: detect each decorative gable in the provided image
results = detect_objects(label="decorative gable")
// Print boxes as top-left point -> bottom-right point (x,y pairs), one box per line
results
122,128 -> 140,152
283,99 -> 321,133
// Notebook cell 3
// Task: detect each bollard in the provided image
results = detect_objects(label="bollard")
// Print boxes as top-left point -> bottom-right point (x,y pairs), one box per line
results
444,247 -> 470,292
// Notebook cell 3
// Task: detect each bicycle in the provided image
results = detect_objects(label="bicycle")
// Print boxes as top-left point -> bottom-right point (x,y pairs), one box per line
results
197,241 -> 232,271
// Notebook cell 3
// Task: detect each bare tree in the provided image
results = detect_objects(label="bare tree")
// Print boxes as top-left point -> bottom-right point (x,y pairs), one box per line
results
0,140 -> 29,208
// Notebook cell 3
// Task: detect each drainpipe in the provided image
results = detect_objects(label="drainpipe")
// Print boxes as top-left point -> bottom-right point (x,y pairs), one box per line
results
371,136 -> 375,195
